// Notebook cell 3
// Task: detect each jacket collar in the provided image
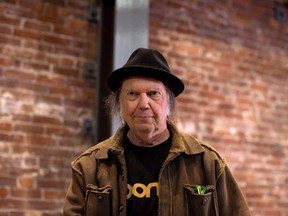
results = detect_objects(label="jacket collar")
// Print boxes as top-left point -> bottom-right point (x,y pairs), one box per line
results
168,123 -> 204,155
93,123 -> 204,159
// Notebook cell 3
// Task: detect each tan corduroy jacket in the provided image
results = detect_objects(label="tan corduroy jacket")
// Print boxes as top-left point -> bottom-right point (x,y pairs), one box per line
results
63,123 -> 251,216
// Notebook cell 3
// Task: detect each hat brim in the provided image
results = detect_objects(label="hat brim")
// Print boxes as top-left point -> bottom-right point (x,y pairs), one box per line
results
107,66 -> 184,97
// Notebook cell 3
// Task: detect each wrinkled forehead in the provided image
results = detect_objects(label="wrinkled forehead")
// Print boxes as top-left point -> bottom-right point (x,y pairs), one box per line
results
121,76 -> 167,91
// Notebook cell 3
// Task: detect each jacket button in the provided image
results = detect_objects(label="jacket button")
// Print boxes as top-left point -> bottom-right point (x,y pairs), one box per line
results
119,205 -> 124,212
97,195 -> 103,201
201,197 -> 208,205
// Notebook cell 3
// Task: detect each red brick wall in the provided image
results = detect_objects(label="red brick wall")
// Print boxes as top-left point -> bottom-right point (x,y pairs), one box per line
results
150,1 -> 288,216
1,0 -> 288,215
0,0 -> 97,215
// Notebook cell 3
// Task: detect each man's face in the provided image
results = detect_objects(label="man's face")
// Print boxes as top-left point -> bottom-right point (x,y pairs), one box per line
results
119,76 -> 169,137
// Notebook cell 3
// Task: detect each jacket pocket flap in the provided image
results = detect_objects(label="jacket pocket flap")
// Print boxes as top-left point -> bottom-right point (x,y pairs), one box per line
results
85,184 -> 112,216
184,184 -> 216,216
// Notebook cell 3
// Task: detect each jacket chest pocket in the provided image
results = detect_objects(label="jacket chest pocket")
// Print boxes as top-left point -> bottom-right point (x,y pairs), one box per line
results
184,184 -> 217,216
85,184 -> 112,216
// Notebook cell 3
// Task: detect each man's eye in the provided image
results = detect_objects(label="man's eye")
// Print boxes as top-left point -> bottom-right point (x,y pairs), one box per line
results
127,91 -> 136,96
148,91 -> 161,98
127,91 -> 138,99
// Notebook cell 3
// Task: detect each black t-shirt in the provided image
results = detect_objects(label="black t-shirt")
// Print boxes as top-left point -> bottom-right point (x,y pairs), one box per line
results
124,134 -> 171,216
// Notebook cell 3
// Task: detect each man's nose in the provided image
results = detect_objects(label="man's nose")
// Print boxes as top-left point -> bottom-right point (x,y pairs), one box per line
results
138,93 -> 150,109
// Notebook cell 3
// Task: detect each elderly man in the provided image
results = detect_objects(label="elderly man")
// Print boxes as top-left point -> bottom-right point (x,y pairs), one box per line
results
63,48 -> 251,216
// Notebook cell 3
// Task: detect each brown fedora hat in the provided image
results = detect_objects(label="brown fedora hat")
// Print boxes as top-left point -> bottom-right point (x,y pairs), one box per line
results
107,48 -> 185,97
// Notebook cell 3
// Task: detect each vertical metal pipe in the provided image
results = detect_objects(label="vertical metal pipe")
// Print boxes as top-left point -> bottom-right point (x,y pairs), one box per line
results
95,0 -> 115,143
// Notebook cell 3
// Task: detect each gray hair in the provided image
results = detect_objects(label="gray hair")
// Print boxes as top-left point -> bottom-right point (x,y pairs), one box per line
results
105,86 -> 176,123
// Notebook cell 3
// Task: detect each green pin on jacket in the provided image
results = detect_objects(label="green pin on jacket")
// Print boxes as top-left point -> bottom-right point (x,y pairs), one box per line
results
194,185 -> 208,194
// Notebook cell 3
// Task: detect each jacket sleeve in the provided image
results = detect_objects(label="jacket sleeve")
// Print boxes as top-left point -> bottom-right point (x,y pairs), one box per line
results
216,165 -> 251,216
63,169 -> 86,216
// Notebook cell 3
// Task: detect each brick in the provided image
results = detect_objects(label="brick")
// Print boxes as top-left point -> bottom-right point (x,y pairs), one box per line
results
35,95 -> 62,105
38,179 -> 66,190
0,122 -> 12,131
0,188 -> 9,198
13,114 -> 32,122
0,25 -> 12,34
23,20 -> 52,32
32,115 -> 61,125
42,34 -> 70,46
18,176 -> 36,189
0,57 -> 14,66
21,104 -> 34,112
83,89 -> 96,100
13,29 -> 40,40
44,190 -> 66,200
63,119 -> 80,128
37,14 -> 64,25
23,41 -> 53,52
14,124 -> 44,134
26,135 -> 55,145
36,75 -> 65,85
237,97 -> 253,106
0,176 -> 17,187
5,69 -> 36,80
23,62 -> 50,71
199,91 -> 226,101
54,46 -> 81,57
67,0 -> 87,10
54,66 -> 79,77
42,213 -> 62,216
49,86 -> 71,95
11,188 -> 41,199
46,127 -> 75,137
0,199 -> 62,211
60,57 -> 76,66
0,199 -> 25,209
1,0 -> 17,5
64,98 -> 94,108
46,55 -> 59,64
17,82 -> 49,93
251,83 -> 268,92
0,15 -> 20,26
0,133 -> 24,143
0,35 -> 21,46
0,143 -> 10,154
54,26 -> 79,38
41,0 -> 66,7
